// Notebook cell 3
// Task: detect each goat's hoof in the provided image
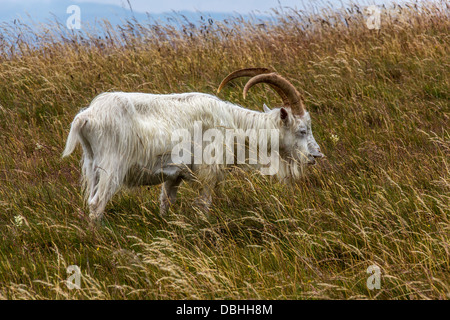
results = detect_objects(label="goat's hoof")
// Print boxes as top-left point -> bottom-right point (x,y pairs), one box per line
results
89,213 -> 104,226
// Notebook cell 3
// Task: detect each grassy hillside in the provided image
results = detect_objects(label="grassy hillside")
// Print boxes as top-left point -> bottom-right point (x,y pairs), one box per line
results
0,1 -> 448,299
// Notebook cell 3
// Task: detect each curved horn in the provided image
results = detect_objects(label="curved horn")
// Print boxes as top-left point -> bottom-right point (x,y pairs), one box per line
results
217,68 -> 272,94
217,68 -> 291,107
243,73 -> 305,117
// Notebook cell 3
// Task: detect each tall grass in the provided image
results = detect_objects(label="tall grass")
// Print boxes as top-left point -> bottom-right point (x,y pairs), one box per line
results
0,1 -> 448,299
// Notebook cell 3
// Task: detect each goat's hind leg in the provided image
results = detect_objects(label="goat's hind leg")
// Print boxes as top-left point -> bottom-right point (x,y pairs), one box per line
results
81,158 -> 101,222
85,162 -> 99,206
78,134 -> 108,224
88,168 -> 121,224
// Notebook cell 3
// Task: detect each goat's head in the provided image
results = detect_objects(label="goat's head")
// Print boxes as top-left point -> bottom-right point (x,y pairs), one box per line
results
218,68 -> 324,169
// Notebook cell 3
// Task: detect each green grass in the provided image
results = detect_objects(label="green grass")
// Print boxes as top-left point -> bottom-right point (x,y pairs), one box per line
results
0,1 -> 449,299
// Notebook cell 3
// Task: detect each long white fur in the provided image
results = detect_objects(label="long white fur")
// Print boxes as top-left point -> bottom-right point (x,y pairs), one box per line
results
63,91 -> 310,220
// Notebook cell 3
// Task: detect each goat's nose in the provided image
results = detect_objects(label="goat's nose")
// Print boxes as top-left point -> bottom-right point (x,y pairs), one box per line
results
311,149 -> 324,158
313,151 -> 324,159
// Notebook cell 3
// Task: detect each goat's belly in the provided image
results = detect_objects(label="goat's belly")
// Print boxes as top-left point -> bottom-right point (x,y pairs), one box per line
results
124,156 -> 193,187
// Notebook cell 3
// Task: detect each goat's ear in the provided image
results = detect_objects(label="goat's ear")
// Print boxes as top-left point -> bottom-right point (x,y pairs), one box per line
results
280,107 -> 289,124
263,103 -> 271,113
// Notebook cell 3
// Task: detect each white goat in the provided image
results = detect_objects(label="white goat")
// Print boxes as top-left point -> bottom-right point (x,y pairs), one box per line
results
63,68 -> 323,222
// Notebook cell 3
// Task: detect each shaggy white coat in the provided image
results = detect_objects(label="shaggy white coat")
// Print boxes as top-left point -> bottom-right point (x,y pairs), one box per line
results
63,92 -> 312,220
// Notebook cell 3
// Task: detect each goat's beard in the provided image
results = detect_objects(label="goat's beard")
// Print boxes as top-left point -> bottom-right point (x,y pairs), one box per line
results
275,156 -> 307,183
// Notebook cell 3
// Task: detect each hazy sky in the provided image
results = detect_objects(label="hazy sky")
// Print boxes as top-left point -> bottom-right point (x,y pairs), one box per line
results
74,0 -> 347,13
0,0 -> 405,14
76,0 -> 403,13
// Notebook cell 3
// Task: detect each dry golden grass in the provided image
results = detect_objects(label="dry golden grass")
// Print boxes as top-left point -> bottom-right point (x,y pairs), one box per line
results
0,1 -> 448,299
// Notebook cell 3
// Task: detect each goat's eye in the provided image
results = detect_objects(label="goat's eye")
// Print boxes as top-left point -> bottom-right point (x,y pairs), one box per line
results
297,129 -> 307,137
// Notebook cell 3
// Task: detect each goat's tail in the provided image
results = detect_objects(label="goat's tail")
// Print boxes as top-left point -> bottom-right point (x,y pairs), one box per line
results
62,115 -> 90,158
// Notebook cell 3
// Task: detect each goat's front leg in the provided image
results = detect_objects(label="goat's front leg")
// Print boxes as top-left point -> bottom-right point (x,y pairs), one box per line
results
159,177 -> 183,217
195,188 -> 213,212
193,181 -> 219,217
